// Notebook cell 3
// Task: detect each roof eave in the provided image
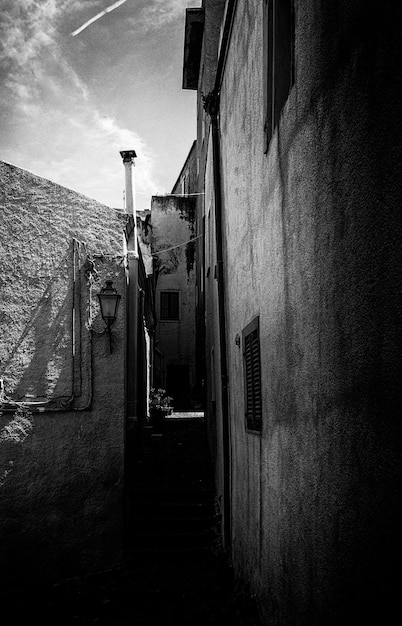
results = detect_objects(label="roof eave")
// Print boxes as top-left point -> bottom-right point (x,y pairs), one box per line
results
182,8 -> 205,90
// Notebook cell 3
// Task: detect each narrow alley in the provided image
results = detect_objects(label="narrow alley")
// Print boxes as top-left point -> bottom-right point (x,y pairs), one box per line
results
4,414 -> 260,626
1,3 -> 402,624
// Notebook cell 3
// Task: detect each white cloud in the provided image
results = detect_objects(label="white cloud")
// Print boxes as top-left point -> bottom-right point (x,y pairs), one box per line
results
0,0 -> 62,65
0,0 -> 160,209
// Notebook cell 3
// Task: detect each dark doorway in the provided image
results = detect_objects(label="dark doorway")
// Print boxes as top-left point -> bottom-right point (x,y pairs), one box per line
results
166,364 -> 190,410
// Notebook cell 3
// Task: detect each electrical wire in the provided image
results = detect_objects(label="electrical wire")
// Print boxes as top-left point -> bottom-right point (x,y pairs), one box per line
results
162,192 -> 205,196
152,234 -> 202,256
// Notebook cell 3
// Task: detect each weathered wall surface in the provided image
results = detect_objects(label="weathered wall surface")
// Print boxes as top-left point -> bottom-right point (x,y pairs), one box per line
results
208,1 -> 402,623
151,195 -> 197,408
0,260 -> 126,590
0,162 -> 127,589
0,160 -> 125,399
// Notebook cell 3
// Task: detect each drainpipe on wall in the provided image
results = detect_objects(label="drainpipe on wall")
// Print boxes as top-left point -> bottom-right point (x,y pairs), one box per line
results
203,91 -> 231,552
202,0 -> 238,557
120,150 -> 138,420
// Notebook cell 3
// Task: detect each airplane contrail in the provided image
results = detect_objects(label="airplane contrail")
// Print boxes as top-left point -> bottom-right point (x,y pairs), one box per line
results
71,0 -> 129,37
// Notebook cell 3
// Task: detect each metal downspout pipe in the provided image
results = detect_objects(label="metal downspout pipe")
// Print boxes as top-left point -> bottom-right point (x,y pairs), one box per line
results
204,91 -> 231,552
202,0 -> 238,556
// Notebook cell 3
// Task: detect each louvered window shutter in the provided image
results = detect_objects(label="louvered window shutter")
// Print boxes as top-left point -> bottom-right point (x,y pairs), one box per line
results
243,318 -> 262,432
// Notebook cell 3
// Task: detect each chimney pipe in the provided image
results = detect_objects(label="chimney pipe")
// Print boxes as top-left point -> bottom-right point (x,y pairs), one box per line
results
120,150 -> 137,215
120,149 -> 137,256
120,149 -> 139,420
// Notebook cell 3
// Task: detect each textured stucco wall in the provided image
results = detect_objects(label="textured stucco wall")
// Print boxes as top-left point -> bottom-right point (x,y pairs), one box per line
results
206,0 -> 402,623
0,259 -> 127,592
0,161 -> 126,399
0,163 -> 127,589
151,195 -> 197,406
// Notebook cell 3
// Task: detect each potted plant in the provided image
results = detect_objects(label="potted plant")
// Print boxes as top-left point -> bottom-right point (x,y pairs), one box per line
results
149,388 -> 173,430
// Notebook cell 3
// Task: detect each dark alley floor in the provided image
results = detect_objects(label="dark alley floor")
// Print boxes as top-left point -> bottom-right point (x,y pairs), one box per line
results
5,414 -> 260,625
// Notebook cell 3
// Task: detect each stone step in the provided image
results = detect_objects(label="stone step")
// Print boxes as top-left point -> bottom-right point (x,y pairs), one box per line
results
128,529 -> 217,552
131,488 -> 215,503
130,496 -> 216,518
131,514 -> 220,533
130,502 -> 216,523
127,543 -> 214,560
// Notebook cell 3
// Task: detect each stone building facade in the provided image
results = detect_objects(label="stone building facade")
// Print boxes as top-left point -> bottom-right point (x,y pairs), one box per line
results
150,170 -> 198,409
183,1 -> 402,624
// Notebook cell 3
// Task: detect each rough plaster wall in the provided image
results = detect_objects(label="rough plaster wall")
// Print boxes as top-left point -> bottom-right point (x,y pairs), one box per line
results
0,259 -> 126,590
217,0 -> 402,623
0,161 -> 125,399
151,195 -> 196,398
0,163 -> 127,589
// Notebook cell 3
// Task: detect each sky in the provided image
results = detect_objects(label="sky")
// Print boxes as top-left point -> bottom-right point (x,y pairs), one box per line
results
0,0 -> 199,212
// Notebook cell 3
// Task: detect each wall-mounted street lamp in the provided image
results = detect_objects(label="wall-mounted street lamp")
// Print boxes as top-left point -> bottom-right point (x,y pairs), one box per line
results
97,280 -> 121,353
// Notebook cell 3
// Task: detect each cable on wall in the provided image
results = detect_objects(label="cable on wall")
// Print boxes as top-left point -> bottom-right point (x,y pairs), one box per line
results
152,234 -> 203,256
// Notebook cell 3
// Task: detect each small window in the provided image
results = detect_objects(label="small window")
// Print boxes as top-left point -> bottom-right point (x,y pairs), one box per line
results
160,291 -> 180,320
264,0 -> 295,150
243,317 -> 262,433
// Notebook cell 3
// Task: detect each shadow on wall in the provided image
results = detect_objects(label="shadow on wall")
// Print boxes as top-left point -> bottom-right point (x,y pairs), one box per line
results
2,248 -> 78,403
0,247 -> 76,491
0,251 -> 126,590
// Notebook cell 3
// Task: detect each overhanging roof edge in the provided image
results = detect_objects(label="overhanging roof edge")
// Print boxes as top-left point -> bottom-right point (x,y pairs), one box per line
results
182,8 -> 205,90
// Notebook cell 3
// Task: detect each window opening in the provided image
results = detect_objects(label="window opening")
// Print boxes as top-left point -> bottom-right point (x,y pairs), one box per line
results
264,0 -> 295,150
160,291 -> 180,320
